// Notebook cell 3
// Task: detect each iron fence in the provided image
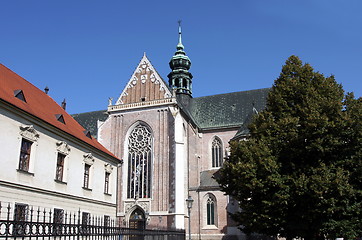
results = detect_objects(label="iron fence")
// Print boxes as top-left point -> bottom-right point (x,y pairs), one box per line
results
0,202 -> 185,240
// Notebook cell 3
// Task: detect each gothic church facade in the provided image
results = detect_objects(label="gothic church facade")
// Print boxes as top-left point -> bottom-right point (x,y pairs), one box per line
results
74,27 -> 269,240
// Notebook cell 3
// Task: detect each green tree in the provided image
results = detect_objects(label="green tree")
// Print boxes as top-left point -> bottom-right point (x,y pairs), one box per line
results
217,56 -> 362,240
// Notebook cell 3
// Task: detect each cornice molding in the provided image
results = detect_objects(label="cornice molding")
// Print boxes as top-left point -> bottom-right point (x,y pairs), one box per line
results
0,180 -> 116,207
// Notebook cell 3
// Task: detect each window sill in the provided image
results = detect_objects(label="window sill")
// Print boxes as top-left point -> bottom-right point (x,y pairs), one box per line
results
54,179 -> 67,185
202,225 -> 218,230
82,187 -> 92,191
17,169 -> 34,176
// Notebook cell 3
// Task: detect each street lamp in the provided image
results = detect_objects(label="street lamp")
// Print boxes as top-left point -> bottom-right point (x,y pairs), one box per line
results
186,196 -> 194,240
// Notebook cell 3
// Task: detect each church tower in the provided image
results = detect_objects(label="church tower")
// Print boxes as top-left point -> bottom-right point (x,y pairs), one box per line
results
168,21 -> 193,96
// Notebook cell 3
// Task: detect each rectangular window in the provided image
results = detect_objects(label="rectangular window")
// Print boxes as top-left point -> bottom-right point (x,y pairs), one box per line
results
55,153 -> 65,182
82,212 -> 90,225
83,164 -> 91,189
53,208 -> 64,235
104,172 -> 110,194
13,203 -> 28,235
82,212 -> 90,234
104,215 -> 110,234
19,139 -> 32,171
14,203 -> 28,221
53,208 -> 64,224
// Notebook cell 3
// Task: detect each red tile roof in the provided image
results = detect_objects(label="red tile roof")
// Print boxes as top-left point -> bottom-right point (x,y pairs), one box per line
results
0,64 -> 119,161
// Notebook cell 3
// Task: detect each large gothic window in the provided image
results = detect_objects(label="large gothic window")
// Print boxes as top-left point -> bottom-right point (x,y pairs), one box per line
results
211,137 -> 223,168
127,124 -> 152,199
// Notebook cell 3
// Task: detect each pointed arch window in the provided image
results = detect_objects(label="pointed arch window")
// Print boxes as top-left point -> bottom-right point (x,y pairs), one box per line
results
212,137 -> 223,168
206,195 -> 216,226
127,124 -> 152,199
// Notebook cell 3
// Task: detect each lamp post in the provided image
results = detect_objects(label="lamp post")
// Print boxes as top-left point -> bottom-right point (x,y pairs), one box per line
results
186,196 -> 194,240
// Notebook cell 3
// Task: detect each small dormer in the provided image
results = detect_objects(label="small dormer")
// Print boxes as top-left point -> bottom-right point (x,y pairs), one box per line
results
14,90 -> 26,102
55,114 -> 65,124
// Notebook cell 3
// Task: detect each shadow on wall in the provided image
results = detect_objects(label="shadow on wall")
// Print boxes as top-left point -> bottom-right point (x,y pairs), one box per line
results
222,200 -> 276,240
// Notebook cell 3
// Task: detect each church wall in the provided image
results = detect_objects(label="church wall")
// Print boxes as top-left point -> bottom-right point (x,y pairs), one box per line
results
99,106 -> 176,229
185,127 -> 241,239
199,129 -> 237,172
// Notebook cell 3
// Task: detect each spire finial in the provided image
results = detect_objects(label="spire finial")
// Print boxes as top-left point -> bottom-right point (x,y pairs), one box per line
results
168,20 -> 193,96
177,20 -> 183,48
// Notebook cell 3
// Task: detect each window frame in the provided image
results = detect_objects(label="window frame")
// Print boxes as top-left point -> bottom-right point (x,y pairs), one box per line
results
211,137 -> 223,168
55,153 -> 66,182
206,197 -> 215,225
203,194 -> 218,229
53,208 -> 64,235
104,172 -> 110,194
13,203 -> 29,235
83,164 -> 91,189
18,138 -> 33,172
126,123 -> 153,199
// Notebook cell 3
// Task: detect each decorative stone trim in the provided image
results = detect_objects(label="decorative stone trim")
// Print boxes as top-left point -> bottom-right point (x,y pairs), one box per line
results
169,105 -> 179,117
115,55 -> 172,105
56,141 -> 71,155
104,163 -> 113,173
19,125 -> 39,142
124,200 -> 150,220
83,153 -> 95,165
109,98 -> 176,112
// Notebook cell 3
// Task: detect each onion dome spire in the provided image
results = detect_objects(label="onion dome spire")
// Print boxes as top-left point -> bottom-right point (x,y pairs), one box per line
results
168,20 -> 193,96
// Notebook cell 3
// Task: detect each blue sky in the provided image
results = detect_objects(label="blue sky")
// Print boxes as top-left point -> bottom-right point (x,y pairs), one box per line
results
1,0 -> 361,114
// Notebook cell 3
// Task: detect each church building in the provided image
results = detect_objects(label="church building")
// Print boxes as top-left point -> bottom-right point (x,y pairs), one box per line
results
74,25 -> 269,240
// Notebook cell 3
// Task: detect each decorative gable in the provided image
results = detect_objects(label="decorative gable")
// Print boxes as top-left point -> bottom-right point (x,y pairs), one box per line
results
116,54 -> 172,105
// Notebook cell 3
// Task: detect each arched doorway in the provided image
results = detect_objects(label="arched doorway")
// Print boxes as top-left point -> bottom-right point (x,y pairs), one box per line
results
129,208 -> 146,230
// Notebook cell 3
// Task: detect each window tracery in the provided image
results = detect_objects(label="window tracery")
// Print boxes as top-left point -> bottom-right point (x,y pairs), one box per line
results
206,195 -> 216,226
212,137 -> 223,168
127,124 -> 152,199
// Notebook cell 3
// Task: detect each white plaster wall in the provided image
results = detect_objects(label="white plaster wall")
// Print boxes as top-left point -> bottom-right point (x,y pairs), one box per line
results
0,106 -> 117,216
174,112 -> 185,229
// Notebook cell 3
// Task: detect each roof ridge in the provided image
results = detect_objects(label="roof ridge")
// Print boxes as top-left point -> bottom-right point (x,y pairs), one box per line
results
193,87 -> 270,100
72,109 -> 107,115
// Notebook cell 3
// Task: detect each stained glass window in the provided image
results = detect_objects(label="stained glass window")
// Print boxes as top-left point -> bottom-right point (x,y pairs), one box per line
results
127,124 -> 152,199
212,137 -> 223,168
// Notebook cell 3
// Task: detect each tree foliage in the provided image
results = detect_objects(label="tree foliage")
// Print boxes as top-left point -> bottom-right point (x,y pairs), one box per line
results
217,56 -> 362,240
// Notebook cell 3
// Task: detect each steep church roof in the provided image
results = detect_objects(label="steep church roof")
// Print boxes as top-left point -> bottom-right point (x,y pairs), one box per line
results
73,88 -> 269,137
185,88 -> 269,130
0,64 -> 119,160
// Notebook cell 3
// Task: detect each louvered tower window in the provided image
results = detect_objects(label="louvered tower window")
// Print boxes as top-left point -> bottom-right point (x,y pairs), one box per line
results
211,137 -> 223,168
127,124 -> 152,199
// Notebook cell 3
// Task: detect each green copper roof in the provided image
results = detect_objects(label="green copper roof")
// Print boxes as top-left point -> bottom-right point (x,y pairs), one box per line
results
186,88 -> 270,130
72,110 -> 108,138
72,88 -> 270,138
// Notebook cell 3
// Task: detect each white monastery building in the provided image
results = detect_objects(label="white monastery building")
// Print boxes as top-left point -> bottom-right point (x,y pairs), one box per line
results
0,64 -> 121,221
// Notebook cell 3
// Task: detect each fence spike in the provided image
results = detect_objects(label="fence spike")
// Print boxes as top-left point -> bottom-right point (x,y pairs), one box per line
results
36,206 -> 40,222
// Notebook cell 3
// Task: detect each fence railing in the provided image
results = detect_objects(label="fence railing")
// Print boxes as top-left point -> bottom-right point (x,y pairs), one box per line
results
0,202 -> 185,240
